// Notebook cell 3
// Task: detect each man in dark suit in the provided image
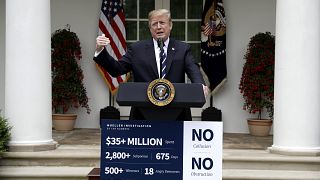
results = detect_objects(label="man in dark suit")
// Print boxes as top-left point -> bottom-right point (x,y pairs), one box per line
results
94,9 -> 209,120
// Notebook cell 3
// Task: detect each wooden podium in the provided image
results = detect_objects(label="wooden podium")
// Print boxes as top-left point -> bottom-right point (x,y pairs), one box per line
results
87,168 -> 99,180
116,82 -> 205,120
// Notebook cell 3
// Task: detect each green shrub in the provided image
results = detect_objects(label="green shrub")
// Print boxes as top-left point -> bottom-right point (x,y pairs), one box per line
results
0,112 -> 11,154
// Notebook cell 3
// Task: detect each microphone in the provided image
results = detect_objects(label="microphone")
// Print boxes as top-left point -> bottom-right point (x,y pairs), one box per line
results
157,38 -> 164,50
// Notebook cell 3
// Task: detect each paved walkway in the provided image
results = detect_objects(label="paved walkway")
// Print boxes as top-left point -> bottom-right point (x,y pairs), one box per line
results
53,128 -> 273,150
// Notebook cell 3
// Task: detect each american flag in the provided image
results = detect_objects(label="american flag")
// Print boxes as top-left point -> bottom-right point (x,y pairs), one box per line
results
96,0 -> 127,95
203,19 -> 216,36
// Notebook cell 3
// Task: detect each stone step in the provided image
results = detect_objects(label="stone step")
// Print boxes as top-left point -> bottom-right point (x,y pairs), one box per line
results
1,166 -> 319,180
1,146 -> 319,180
0,166 -> 93,180
223,149 -> 320,171
2,146 -> 319,172
0,145 -> 100,167
223,169 -> 320,180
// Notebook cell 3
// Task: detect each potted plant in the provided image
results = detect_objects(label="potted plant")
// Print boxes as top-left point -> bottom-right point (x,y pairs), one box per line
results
51,27 -> 90,131
0,111 -> 11,155
239,32 -> 275,136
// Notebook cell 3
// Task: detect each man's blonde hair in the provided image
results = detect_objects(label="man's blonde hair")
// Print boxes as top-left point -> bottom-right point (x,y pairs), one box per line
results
148,9 -> 172,27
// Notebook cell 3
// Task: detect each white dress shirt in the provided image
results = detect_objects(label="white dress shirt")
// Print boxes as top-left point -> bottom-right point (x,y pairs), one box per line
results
153,38 -> 169,78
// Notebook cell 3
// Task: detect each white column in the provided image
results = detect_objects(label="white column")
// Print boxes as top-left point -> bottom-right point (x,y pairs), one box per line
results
270,0 -> 320,156
5,0 -> 56,151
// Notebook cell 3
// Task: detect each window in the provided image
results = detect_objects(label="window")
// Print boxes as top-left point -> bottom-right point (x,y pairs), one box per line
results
124,0 -> 203,63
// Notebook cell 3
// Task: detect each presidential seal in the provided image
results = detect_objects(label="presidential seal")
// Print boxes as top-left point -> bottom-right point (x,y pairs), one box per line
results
147,79 -> 175,106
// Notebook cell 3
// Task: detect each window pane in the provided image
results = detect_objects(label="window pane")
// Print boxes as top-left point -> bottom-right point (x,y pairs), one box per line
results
188,21 -> 201,41
171,22 -> 185,41
139,21 -> 151,40
124,0 -> 137,18
140,0 -> 154,19
170,0 -> 185,19
188,1 -> 203,19
126,21 -> 137,40
190,43 -> 201,63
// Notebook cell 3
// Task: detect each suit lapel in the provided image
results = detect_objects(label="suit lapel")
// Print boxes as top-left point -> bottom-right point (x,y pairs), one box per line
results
166,39 -> 176,74
145,40 -> 159,78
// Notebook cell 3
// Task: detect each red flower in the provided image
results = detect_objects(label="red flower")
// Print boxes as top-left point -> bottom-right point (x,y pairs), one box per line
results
51,28 -> 90,114
239,32 -> 274,120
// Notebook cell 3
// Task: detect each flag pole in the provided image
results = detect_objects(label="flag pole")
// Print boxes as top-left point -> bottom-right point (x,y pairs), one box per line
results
109,91 -> 111,106
109,91 -> 114,107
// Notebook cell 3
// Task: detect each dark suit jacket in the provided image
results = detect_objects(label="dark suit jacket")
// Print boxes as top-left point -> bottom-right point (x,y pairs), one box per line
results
94,38 -> 205,120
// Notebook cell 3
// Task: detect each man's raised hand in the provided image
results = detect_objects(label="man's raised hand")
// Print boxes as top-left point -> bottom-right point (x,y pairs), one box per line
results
96,34 -> 110,52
